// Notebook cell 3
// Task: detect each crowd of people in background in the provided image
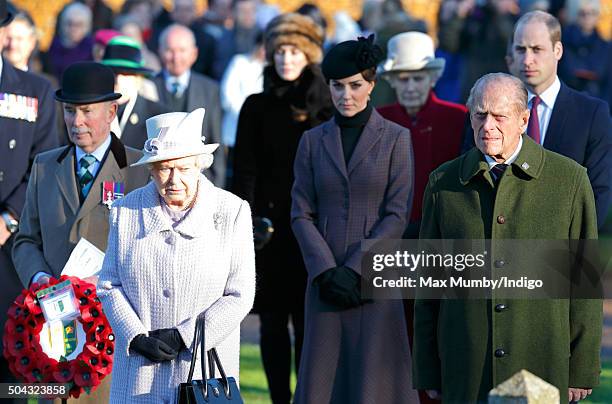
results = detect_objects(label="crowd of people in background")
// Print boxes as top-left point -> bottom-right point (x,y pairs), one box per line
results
0,0 -> 611,403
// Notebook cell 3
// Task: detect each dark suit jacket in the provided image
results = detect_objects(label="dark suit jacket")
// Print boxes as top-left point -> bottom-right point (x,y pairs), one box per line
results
153,71 -> 226,187
0,59 -> 58,218
0,60 -> 59,333
119,95 -> 171,150
461,81 -> 612,227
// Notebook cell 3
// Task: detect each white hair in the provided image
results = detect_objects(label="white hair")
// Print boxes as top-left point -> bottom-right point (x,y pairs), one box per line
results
565,0 -> 601,24
61,2 -> 93,34
158,24 -> 196,52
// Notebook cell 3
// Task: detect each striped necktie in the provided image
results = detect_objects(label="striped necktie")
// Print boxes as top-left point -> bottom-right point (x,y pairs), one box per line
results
78,154 -> 97,197
490,163 -> 508,186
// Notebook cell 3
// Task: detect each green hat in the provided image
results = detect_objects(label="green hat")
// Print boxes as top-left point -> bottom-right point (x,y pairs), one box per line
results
101,36 -> 152,76
321,34 -> 384,81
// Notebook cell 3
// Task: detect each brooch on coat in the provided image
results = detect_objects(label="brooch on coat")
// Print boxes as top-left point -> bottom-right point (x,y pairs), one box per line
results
213,212 -> 223,230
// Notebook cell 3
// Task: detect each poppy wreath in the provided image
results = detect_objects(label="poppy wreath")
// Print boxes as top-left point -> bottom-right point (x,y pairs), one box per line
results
3,275 -> 114,398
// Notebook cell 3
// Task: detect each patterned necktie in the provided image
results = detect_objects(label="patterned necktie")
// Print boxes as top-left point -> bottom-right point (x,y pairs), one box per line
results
527,95 -> 541,144
78,154 -> 97,197
490,163 -> 508,185
171,80 -> 181,98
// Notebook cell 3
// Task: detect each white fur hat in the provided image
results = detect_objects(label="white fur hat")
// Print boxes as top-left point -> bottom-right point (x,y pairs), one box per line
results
379,31 -> 446,75
131,108 -> 219,167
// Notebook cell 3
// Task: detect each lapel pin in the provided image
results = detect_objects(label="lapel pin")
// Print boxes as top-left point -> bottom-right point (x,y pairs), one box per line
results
130,113 -> 139,125
521,162 -> 530,170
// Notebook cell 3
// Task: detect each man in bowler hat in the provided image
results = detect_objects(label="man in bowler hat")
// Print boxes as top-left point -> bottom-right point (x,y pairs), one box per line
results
0,0 -> 59,394
12,61 -> 149,403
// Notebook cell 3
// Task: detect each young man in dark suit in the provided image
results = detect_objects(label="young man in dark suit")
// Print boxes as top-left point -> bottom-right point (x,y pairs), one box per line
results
462,10 -> 612,228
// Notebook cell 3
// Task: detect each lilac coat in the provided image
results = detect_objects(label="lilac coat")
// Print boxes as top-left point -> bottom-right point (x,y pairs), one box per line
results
291,110 -> 420,403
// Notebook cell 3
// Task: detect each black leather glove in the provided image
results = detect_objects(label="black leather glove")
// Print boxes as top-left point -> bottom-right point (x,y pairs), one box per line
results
129,334 -> 178,362
253,216 -> 274,250
149,328 -> 185,353
315,266 -> 363,309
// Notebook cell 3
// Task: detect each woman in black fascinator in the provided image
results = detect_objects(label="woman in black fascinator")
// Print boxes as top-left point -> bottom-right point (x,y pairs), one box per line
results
290,34 -> 419,403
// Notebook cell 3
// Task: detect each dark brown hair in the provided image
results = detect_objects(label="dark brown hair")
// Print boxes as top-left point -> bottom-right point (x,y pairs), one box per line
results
361,67 -> 377,83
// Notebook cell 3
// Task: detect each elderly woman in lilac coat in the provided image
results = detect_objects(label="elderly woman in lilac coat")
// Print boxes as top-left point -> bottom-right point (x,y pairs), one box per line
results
98,108 -> 255,403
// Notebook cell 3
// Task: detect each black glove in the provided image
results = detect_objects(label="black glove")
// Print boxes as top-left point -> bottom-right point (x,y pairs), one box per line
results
149,328 -> 185,353
315,266 -> 363,309
253,216 -> 274,250
129,334 -> 178,362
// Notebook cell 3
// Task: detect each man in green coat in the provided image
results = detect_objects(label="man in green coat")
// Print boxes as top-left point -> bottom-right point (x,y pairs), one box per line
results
413,73 -> 602,403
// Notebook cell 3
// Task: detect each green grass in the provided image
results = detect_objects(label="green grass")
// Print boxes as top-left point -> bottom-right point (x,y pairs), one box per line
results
240,343 -> 296,404
239,343 -> 612,403
585,360 -> 612,403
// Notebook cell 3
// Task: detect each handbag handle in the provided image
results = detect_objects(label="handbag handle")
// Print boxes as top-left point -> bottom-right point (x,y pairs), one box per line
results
186,314 -> 233,399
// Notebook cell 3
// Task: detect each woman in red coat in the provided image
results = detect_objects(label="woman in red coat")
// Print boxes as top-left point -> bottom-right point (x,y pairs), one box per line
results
377,32 -> 467,404
378,31 -> 467,238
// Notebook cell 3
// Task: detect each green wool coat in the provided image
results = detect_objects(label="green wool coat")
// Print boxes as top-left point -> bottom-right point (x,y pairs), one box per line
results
413,135 -> 603,403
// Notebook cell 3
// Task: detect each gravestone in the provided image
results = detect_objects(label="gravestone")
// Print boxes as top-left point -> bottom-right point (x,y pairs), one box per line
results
488,369 -> 559,404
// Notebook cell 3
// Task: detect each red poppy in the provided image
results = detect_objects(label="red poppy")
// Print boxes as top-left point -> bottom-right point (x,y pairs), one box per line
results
15,354 -> 36,374
52,360 -> 75,383
7,302 -> 26,320
5,332 -> 31,357
74,365 -> 100,387
23,293 -> 42,316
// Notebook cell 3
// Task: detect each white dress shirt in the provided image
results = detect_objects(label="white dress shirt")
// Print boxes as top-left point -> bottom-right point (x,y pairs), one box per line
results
484,135 -> 523,169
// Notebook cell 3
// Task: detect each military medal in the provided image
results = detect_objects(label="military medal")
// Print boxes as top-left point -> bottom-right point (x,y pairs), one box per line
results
0,92 -> 38,122
102,181 -> 125,209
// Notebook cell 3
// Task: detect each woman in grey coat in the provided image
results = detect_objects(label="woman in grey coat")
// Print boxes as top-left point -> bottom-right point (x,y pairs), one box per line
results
291,36 -> 419,403
98,108 -> 255,403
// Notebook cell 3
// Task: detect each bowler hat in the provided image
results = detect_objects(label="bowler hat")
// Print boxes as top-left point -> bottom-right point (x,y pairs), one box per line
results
101,36 -> 152,76
0,0 -> 16,27
55,62 -> 122,104
321,34 -> 384,81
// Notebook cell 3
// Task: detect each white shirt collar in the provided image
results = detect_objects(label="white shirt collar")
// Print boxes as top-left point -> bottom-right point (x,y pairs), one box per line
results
484,135 -> 523,168
0,57 -> 4,82
164,70 -> 191,91
75,134 -> 112,163
528,76 -> 561,108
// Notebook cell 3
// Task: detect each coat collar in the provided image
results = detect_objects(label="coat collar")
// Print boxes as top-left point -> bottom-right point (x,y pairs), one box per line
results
0,57 -> 18,91
322,109 -> 386,179
141,174 -> 217,238
459,135 -> 545,186
55,134 -> 128,215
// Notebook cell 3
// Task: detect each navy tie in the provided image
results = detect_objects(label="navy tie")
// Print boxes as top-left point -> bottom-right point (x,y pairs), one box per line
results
490,163 -> 508,185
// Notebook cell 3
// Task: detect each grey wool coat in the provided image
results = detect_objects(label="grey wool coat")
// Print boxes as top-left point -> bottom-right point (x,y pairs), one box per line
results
98,175 -> 255,404
291,110 -> 420,403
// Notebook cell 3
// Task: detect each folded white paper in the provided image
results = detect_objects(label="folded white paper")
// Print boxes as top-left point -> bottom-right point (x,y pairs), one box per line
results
61,237 -> 105,279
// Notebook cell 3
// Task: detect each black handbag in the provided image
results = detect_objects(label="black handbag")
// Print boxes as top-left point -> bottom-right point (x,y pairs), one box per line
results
177,315 -> 244,403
